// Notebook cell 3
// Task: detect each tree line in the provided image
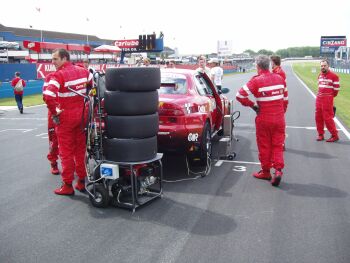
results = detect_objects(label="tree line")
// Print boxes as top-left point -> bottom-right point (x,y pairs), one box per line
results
244,47 -> 320,58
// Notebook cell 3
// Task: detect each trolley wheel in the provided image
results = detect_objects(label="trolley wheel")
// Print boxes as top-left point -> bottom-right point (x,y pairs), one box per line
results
227,153 -> 236,160
89,184 -> 110,208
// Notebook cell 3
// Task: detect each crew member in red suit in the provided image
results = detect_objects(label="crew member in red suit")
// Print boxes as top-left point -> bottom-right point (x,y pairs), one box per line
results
270,55 -> 286,80
236,55 -> 288,187
42,73 -> 60,175
43,49 -> 92,195
270,55 -> 287,151
315,59 -> 340,142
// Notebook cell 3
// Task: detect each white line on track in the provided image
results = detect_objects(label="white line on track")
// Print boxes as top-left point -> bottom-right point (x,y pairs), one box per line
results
35,133 -> 47,137
215,160 -> 260,166
0,118 -> 46,120
292,66 -> 350,140
0,128 -> 33,133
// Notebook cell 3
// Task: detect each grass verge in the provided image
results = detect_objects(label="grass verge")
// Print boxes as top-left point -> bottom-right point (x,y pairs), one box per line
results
0,94 -> 44,107
292,62 -> 350,128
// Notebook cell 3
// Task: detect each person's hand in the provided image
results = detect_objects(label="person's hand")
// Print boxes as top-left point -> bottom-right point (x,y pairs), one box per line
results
251,104 -> 259,114
55,107 -> 63,116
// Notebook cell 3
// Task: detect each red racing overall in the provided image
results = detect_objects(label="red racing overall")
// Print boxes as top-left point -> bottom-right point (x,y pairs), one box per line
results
43,62 -> 92,186
236,69 -> 288,172
315,70 -> 339,138
43,74 -> 59,168
272,66 -> 286,81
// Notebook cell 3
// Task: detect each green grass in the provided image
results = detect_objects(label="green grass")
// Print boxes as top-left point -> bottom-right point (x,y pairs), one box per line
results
0,94 -> 44,107
292,62 -> 350,128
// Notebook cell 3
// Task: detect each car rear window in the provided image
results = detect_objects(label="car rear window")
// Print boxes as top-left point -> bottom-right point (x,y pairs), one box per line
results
159,73 -> 187,95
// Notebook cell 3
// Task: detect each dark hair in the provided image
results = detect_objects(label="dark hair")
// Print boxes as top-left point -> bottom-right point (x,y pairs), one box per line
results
270,55 -> 281,66
53,48 -> 70,61
320,58 -> 329,65
15,72 -> 20,77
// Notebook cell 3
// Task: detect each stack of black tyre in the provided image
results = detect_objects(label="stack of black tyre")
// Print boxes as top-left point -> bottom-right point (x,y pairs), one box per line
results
103,67 -> 160,162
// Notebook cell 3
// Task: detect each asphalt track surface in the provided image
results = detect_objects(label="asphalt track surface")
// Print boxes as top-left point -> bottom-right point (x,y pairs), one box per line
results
1,63 -> 350,263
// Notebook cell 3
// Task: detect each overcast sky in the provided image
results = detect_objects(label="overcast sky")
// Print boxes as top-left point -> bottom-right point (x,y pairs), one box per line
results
1,0 -> 349,55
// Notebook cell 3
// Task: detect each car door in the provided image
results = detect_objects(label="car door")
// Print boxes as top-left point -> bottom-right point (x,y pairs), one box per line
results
194,73 -> 223,131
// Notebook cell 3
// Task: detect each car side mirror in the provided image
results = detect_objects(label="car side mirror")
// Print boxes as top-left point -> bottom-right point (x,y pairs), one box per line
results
221,87 -> 230,94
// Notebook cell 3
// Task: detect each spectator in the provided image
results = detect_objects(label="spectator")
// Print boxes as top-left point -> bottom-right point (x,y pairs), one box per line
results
167,60 -> 176,68
236,55 -> 288,187
143,57 -> 151,67
209,58 -> 223,92
315,59 -> 340,142
43,49 -> 92,195
11,72 -> 26,114
196,55 -> 211,76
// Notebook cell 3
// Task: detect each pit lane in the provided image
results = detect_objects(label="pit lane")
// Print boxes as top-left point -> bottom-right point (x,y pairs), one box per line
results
1,63 -> 350,263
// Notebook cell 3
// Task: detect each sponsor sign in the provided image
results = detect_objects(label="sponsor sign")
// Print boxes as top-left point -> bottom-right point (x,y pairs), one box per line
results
23,40 -> 41,53
320,36 -> 347,54
217,40 -> 233,57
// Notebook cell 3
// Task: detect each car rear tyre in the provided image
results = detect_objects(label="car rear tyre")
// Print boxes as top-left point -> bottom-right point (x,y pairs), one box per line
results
199,122 -> 212,165
104,90 -> 158,116
105,67 -> 160,92
103,136 -> 157,162
105,113 -> 159,139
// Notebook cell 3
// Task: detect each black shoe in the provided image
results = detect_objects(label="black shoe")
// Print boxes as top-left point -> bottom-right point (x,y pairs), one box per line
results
20,108 -> 23,114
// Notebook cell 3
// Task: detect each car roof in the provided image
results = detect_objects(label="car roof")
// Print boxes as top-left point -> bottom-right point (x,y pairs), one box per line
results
161,68 -> 197,77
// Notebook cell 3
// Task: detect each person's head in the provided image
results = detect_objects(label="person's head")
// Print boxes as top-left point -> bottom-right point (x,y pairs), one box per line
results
320,59 -> 329,74
270,55 -> 281,68
83,58 -> 89,69
168,60 -> 176,68
198,55 -> 207,68
52,49 -> 70,69
255,55 -> 270,71
143,57 -> 151,66
208,58 -> 219,66
15,72 -> 20,77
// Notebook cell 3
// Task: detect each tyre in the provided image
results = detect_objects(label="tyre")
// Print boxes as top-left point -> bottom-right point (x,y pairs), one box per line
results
105,67 -> 160,91
104,90 -> 158,116
106,113 -> 159,139
96,75 -> 106,98
199,122 -> 212,164
103,136 -> 157,162
89,184 -> 110,208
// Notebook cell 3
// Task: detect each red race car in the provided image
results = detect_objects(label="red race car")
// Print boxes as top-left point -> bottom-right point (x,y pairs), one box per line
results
158,68 -> 231,162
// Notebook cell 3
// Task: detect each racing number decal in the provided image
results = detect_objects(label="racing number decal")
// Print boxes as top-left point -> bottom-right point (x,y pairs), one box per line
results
188,133 -> 199,142
233,166 -> 246,172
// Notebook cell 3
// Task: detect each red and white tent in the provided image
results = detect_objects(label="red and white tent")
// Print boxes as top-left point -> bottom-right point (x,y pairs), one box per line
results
93,45 -> 121,53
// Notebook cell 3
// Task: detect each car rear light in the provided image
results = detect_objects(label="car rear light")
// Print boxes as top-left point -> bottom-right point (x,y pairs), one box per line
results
158,108 -> 185,116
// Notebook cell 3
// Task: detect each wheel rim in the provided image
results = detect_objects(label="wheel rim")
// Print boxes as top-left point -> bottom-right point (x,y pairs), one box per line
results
205,128 -> 212,156
94,191 -> 103,203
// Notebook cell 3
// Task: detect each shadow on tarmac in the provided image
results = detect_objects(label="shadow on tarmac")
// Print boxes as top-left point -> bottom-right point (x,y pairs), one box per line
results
280,183 -> 348,198
285,148 -> 336,159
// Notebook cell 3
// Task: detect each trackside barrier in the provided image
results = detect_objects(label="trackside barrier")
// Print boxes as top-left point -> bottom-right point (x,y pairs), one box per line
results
0,80 -> 44,99
330,68 -> 350,74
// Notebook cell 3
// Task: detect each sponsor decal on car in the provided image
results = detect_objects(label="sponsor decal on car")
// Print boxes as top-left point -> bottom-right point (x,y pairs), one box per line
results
188,133 -> 199,142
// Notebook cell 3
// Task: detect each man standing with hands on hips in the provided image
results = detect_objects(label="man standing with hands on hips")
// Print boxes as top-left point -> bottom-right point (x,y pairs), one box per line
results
43,49 -> 92,195
315,59 -> 340,142
236,55 -> 288,187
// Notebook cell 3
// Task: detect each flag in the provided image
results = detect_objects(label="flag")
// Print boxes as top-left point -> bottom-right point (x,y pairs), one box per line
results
35,7 -> 40,12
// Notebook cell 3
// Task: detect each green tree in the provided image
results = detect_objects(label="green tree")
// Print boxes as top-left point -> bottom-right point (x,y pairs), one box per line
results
257,49 -> 274,56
